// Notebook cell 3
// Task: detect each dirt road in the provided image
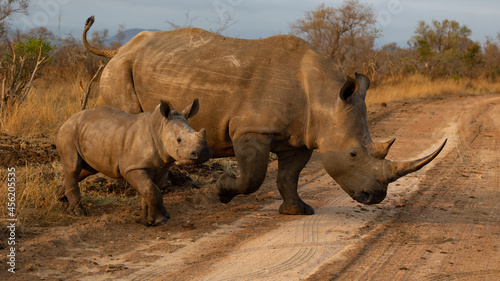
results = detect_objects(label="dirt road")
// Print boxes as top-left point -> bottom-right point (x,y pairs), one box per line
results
2,94 -> 500,280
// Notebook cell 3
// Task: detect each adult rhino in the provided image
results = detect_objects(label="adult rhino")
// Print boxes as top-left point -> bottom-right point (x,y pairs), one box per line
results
83,16 -> 446,215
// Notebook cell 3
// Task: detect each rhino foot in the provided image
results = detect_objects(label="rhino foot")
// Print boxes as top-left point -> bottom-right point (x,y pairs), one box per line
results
136,216 -> 170,227
215,174 -> 239,203
65,203 -> 88,216
279,201 -> 315,215
137,206 -> 171,227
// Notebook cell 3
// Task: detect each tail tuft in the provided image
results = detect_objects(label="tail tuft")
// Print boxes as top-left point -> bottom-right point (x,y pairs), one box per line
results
85,16 -> 95,27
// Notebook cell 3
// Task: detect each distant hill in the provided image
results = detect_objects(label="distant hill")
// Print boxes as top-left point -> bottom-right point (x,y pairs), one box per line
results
106,28 -> 161,45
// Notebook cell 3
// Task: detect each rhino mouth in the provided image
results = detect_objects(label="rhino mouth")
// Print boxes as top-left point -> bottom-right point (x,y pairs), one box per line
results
350,179 -> 388,205
176,147 -> 213,165
353,190 -> 387,205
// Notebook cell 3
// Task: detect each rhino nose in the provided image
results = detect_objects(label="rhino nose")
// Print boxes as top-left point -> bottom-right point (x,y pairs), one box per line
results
190,151 -> 199,160
355,190 -> 387,205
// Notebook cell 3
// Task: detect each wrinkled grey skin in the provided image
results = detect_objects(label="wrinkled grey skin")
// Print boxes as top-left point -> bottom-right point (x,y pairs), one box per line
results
83,16 -> 446,215
56,99 -> 212,226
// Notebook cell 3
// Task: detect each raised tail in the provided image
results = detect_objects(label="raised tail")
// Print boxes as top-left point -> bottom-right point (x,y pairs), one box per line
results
82,16 -> 118,59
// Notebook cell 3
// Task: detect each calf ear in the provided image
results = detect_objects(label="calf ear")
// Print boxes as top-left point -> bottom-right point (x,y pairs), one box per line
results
159,100 -> 173,119
181,98 -> 200,119
339,76 -> 359,102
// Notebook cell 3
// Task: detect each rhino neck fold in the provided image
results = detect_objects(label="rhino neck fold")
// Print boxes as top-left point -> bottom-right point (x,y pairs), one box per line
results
149,111 -> 171,164
300,51 -> 346,150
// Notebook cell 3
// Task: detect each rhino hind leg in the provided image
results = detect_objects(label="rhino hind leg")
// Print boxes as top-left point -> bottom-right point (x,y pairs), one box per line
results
275,147 -> 314,215
99,62 -> 143,114
59,154 -> 88,216
216,134 -> 272,203
124,169 -> 170,226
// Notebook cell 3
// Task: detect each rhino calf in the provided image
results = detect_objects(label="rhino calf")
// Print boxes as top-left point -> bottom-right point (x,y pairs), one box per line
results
56,99 -> 212,226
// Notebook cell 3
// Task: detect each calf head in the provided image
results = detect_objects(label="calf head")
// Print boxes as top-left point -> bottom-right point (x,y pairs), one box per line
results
154,99 -> 212,164
318,73 -> 446,205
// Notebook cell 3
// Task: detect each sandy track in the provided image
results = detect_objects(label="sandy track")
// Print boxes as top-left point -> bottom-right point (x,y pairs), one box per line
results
311,94 -> 500,280
2,94 -> 500,280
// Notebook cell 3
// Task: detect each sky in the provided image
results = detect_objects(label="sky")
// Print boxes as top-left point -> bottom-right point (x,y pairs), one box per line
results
9,0 -> 500,48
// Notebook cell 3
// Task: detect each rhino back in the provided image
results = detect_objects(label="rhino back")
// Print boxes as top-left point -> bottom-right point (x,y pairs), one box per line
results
101,28 -> 344,155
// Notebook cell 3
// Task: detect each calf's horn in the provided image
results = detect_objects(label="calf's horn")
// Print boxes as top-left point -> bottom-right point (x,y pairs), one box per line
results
198,128 -> 207,138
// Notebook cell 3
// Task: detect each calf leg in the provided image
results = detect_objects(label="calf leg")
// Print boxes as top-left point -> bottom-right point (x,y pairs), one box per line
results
276,147 -> 314,215
216,133 -> 272,203
123,169 -> 170,226
59,153 -> 88,216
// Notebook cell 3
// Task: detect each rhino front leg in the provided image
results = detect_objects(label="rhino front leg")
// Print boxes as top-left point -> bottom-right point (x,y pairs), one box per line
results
216,133 -> 272,203
123,169 -> 170,226
276,147 -> 314,215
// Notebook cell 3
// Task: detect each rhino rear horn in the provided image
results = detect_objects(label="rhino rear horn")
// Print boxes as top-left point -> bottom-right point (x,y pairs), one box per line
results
370,138 -> 396,159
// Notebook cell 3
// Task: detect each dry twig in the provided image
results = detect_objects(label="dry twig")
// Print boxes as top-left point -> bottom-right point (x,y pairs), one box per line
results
79,61 -> 105,110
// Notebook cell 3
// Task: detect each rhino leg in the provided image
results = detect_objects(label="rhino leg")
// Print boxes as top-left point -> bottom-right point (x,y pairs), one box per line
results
100,63 -> 143,114
216,134 -> 272,203
275,147 -> 314,215
123,169 -> 170,226
59,154 -> 89,216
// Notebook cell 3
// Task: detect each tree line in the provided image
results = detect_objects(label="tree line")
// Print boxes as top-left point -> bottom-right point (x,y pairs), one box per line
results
290,0 -> 500,83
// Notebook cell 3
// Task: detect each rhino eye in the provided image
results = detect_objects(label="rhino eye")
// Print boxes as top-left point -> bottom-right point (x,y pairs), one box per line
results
177,137 -> 182,144
350,152 -> 357,158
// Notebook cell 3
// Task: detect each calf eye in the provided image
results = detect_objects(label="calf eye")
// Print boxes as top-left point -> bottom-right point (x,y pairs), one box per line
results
177,137 -> 182,144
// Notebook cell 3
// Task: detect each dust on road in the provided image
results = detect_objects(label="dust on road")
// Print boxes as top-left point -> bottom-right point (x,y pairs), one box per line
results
1,94 -> 499,280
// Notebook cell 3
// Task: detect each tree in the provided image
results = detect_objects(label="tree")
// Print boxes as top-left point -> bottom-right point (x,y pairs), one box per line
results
289,0 -> 380,76
0,37 -> 53,114
409,19 -> 481,77
483,33 -> 500,79
411,20 -> 471,54
376,42 -> 417,80
109,24 -> 126,49
0,0 -> 30,38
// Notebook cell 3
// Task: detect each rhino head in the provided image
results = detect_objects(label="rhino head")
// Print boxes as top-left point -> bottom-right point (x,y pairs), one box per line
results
318,73 -> 446,205
155,99 -> 213,164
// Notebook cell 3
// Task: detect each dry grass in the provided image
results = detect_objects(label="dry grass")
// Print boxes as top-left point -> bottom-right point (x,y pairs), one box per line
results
0,77 -> 100,138
0,163 -> 69,237
0,162 -> 141,241
367,74 -> 500,105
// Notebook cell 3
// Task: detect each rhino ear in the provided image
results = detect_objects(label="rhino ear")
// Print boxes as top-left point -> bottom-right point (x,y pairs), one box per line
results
355,73 -> 370,101
159,100 -> 173,119
339,76 -> 359,102
181,98 -> 200,119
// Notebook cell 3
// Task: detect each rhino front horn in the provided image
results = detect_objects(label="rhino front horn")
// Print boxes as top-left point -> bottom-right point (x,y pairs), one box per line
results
386,139 -> 447,183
